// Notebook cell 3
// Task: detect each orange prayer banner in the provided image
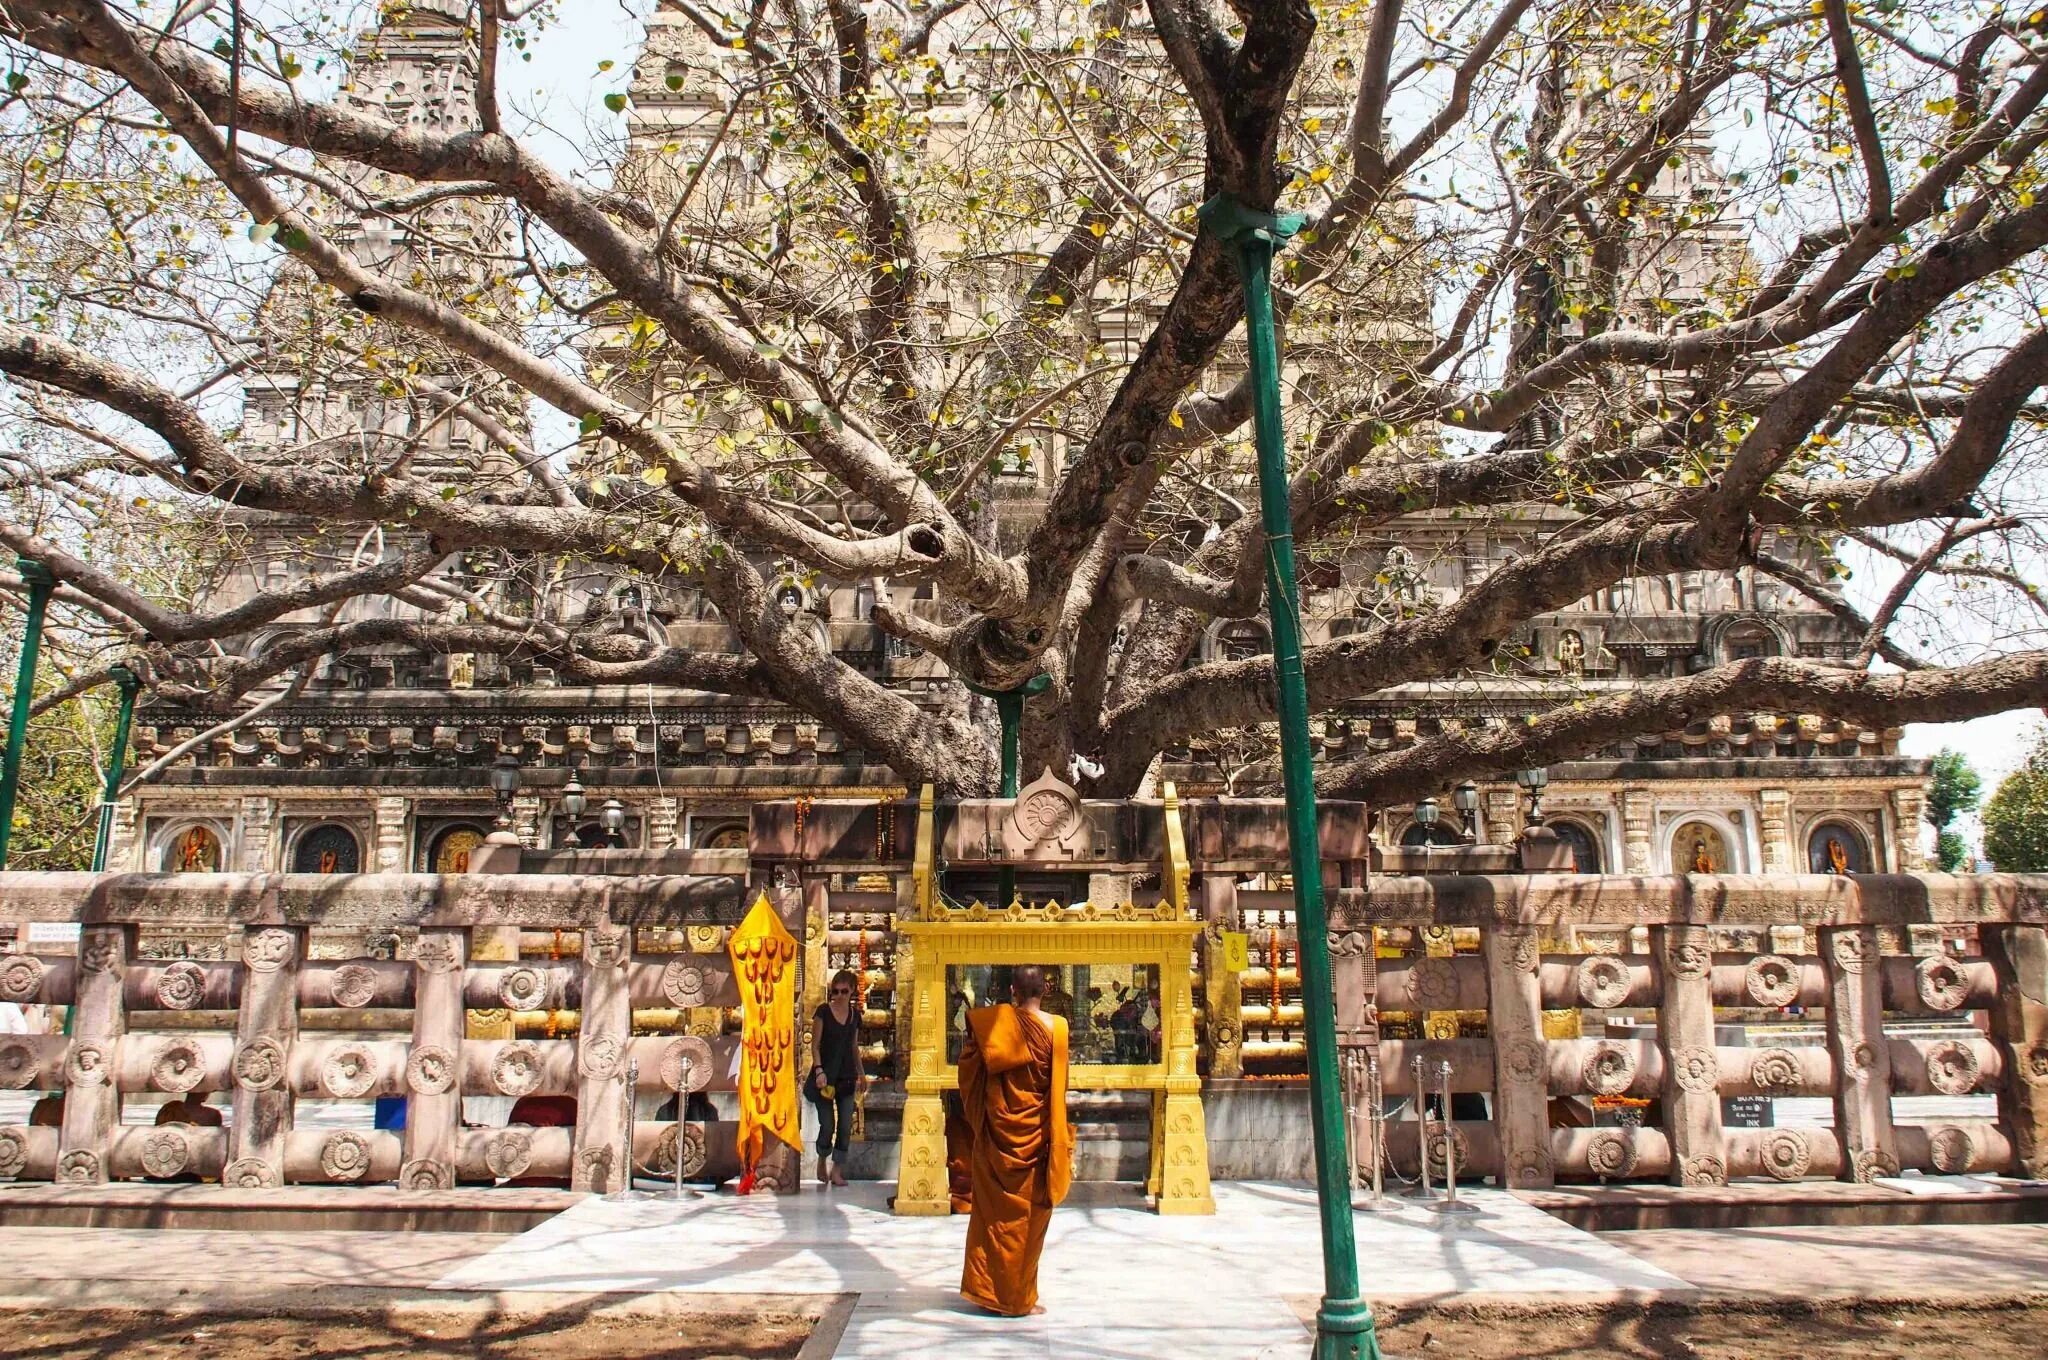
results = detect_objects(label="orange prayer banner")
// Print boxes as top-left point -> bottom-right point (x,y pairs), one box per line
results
729,891 -> 801,1176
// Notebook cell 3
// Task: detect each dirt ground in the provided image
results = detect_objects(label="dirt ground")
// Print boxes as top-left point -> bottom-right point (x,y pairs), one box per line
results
1373,1301 -> 2048,1359
5,1304 -> 816,1360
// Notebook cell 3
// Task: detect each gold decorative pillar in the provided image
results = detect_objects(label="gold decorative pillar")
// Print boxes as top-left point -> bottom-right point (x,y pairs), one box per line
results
894,785 -> 950,1215
799,878 -> 829,1075
1157,939 -> 1214,1214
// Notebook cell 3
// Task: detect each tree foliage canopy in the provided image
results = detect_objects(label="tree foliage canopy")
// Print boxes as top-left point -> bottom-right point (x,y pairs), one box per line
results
2,0 -> 2048,797
1984,730 -> 2048,871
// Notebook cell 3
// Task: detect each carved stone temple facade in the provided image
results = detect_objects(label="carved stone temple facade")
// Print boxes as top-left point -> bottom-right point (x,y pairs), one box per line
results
113,2 -> 1929,901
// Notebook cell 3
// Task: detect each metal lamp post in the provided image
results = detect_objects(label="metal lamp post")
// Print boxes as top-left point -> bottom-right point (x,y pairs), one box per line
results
1515,766 -> 1550,828
963,671 -> 1052,907
486,751 -> 523,845
1199,192 -> 1382,1360
561,768 -> 588,820
1452,782 -> 1479,845
90,665 -> 144,872
0,558 -> 55,870
600,798 -> 628,848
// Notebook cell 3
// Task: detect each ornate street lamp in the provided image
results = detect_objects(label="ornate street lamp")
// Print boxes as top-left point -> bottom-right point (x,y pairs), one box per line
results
1413,797 -> 1440,834
1452,782 -> 1480,845
600,798 -> 628,848
1515,766 -> 1550,827
488,751 -> 522,834
560,768 -> 588,819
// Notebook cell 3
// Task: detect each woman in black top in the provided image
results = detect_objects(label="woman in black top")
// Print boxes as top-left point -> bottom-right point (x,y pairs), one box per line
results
808,967 -> 866,1186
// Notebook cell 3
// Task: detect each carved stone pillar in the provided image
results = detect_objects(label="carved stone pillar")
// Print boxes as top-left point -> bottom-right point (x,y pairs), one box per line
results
1621,788 -> 1655,874
511,794 -> 544,849
1891,788 -> 1928,871
236,796 -> 277,873
571,922 -> 633,1193
646,796 -> 681,851
402,927 -> 466,1190
1757,789 -> 1793,875
228,925 -> 302,1186
57,924 -> 133,1185
1201,878 -> 1242,1079
1985,926 -> 2048,1178
1821,925 -> 1898,1181
373,797 -> 410,872
1485,926 -> 1553,1188
1651,924 -> 1725,1186
106,800 -> 140,871
1482,787 -> 1521,844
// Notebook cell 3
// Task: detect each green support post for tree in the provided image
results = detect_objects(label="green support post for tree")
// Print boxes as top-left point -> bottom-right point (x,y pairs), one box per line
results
90,665 -> 143,873
1200,192 -> 1381,1360
0,558 -> 55,871
965,673 -> 1052,907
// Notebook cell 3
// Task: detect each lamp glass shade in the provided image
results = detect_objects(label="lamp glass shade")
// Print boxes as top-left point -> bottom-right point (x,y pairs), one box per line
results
1414,797 -> 1440,827
600,799 -> 627,833
488,753 -> 522,798
1515,766 -> 1549,792
560,775 -> 587,818
1452,781 -> 1479,814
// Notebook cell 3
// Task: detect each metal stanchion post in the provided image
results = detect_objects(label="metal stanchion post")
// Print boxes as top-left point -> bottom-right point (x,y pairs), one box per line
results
1355,1050 -> 1398,1213
1404,1051 -> 1438,1202
612,1057 -> 644,1200
673,1055 -> 699,1201
1432,1058 -> 1479,1217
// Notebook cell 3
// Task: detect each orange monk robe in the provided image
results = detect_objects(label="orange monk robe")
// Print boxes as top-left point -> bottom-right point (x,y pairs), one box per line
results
958,1003 -> 1072,1317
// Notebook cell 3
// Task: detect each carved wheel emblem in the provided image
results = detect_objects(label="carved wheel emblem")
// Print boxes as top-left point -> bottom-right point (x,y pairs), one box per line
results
1925,1040 -> 1981,1096
1759,1130 -> 1811,1182
1673,1046 -> 1719,1094
661,1036 -> 715,1093
152,1039 -> 207,1093
490,1042 -> 544,1096
329,963 -> 379,1009
654,1123 -> 707,1179
154,961 -> 208,1011
1575,955 -> 1631,1009
233,1037 -> 287,1092
400,1158 -> 454,1192
140,1129 -> 191,1179
661,960 -> 710,1008
1586,1129 -> 1638,1179
1581,1042 -> 1636,1096
575,1145 -> 615,1191
1012,774 -> 1081,843
498,966 -> 549,1011
66,1041 -> 110,1086
1505,1038 -> 1547,1085
1928,1125 -> 1976,1174
579,1036 -> 623,1081
321,1042 -> 379,1098
57,1149 -> 102,1184
222,1157 -> 280,1188
0,1040 -> 38,1089
406,1044 -> 456,1095
1748,1048 -> 1802,1094
1408,957 -> 1460,1010
242,928 -> 295,972
1420,1121 -> 1469,1181
321,1132 -> 373,1182
0,954 -> 46,1003
1743,955 -> 1799,1008
1916,955 -> 1968,1012
485,1131 -> 533,1180
1680,1154 -> 1726,1188
0,1127 -> 27,1178
1852,1149 -> 1900,1183
412,935 -> 461,974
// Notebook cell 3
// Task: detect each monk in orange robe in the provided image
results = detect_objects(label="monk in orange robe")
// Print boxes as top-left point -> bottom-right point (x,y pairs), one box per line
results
958,964 -> 1072,1317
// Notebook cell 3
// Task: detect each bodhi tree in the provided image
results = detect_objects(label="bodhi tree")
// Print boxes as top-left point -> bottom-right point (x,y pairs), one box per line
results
2,0 -> 2048,802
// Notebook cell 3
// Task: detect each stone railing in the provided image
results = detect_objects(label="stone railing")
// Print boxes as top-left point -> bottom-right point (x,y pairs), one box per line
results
1327,873 -> 2048,1187
0,868 -> 794,1192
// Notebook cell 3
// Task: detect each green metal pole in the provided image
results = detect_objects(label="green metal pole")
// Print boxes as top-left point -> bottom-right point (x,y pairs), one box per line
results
965,673 -> 1051,907
0,559 -> 55,871
1200,194 -> 1381,1360
90,665 -> 142,873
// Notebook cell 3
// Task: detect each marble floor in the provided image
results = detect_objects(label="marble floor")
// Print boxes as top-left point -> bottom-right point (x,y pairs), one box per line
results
431,1181 -> 1692,1359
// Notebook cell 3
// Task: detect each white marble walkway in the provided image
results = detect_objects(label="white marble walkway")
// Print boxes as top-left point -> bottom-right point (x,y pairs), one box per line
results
432,1181 -> 1692,1359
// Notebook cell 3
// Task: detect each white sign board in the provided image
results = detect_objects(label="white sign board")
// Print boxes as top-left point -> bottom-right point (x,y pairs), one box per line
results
25,922 -> 81,946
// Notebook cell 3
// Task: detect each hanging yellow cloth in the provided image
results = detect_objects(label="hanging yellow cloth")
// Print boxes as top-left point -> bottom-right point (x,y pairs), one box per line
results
729,892 -> 800,1182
